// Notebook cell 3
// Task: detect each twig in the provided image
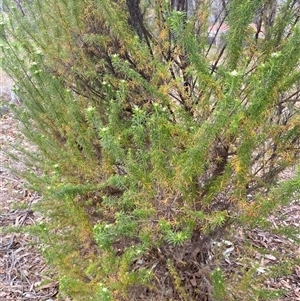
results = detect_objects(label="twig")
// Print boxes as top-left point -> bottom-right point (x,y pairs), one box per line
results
0,234 -> 16,251
0,174 -> 24,185
17,192 -> 37,227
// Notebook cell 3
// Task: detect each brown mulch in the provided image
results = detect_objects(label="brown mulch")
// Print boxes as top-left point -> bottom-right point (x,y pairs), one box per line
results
222,225 -> 300,301
0,114 -> 59,301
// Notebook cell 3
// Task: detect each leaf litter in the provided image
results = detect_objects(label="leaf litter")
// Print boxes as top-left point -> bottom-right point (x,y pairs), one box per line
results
1,113 -> 59,301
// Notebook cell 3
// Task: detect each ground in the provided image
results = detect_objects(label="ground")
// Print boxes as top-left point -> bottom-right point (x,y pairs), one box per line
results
0,114 -> 59,301
0,72 -> 300,300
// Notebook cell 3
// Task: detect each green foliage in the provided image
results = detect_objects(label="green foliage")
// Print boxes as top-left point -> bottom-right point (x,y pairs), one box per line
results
166,259 -> 190,301
159,219 -> 192,245
1,0 -> 300,300
211,268 -> 226,301
96,284 -> 112,301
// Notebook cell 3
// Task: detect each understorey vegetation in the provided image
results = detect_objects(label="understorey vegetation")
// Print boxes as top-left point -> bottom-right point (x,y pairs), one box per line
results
1,0 -> 300,300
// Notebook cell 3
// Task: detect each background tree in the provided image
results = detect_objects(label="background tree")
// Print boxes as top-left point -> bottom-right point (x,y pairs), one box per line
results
1,0 -> 300,300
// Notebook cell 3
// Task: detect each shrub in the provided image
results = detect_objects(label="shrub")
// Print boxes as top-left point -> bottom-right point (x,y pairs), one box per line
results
1,0 -> 300,300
